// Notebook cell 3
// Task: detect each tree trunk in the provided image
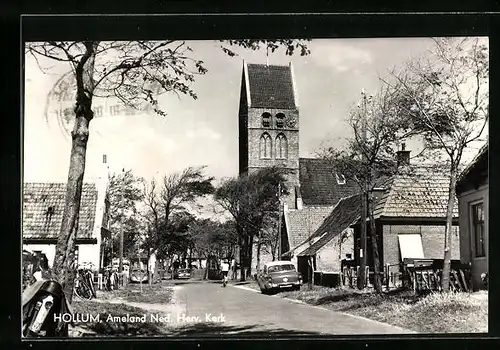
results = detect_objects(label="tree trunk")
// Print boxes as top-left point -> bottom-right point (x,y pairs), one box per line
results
51,42 -> 98,307
256,239 -> 261,273
441,165 -> 458,292
247,234 -> 254,278
368,192 -> 382,294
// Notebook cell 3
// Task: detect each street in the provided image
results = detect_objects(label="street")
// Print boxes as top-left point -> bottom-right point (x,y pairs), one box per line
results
134,281 -> 413,336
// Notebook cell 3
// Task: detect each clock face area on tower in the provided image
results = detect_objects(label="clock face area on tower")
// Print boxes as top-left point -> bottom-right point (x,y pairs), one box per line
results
238,62 -> 301,191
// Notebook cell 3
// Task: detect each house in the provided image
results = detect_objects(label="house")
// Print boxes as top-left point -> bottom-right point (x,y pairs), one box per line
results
456,144 -> 488,290
352,152 -> 460,279
23,162 -> 111,271
294,194 -> 360,282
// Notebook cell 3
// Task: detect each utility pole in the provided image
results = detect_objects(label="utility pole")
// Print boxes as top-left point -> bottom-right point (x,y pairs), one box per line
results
119,167 -> 124,277
358,89 -> 368,290
277,182 -> 282,260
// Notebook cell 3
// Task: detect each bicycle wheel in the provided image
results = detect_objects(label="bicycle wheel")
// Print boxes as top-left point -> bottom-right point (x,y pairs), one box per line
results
87,273 -> 97,298
74,279 -> 93,300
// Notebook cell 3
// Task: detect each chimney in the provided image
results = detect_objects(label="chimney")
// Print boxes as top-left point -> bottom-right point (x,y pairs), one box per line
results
397,143 -> 411,166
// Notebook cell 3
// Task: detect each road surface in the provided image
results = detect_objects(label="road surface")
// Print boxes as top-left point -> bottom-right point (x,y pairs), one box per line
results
152,281 -> 414,336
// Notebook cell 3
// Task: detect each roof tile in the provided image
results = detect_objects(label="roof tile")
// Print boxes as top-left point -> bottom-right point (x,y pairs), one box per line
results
374,167 -> 459,218
23,182 -> 98,240
299,158 -> 360,206
246,64 -> 296,109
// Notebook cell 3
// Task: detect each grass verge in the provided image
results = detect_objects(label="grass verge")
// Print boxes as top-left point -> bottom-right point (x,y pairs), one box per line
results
97,281 -> 174,304
280,287 -> 487,333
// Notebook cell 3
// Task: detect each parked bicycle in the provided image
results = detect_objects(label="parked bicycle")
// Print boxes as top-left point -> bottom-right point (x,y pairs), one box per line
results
74,264 -> 96,300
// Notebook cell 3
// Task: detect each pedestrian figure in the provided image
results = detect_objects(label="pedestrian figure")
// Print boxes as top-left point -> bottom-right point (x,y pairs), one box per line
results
221,260 -> 230,287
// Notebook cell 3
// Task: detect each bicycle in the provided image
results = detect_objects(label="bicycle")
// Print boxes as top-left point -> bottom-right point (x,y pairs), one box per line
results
74,264 -> 97,300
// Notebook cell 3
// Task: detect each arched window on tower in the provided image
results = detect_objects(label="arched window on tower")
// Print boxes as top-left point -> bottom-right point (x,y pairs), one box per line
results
262,112 -> 271,128
260,133 -> 272,159
276,133 -> 288,159
276,113 -> 285,129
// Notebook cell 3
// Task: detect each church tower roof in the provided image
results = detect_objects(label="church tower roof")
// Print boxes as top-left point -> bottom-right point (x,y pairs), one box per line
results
244,63 -> 298,109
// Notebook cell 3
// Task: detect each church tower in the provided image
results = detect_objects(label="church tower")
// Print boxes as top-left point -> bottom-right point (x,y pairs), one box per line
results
238,61 -> 300,208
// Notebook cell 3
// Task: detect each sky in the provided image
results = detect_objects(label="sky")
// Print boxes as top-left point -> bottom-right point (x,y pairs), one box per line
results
23,38 -> 488,188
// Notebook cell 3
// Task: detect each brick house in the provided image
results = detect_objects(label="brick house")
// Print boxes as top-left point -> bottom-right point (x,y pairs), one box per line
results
352,159 -> 460,276
456,144 -> 488,290
23,176 -> 111,271
237,62 -> 359,272
294,194 -> 359,282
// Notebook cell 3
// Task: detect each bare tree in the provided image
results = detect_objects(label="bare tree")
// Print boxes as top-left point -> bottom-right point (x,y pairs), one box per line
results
384,37 -> 489,291
26,39 -> 309,304
322,85 -> 418,293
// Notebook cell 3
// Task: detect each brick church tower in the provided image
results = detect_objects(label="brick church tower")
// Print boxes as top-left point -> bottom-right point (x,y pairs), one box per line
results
238,61 -> 300,208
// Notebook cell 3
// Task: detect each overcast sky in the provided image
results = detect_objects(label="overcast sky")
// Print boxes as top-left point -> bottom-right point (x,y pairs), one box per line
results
23,38 -> 487,186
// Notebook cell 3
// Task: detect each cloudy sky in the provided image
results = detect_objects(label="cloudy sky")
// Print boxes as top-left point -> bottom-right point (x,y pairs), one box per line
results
23,38 -> 487,186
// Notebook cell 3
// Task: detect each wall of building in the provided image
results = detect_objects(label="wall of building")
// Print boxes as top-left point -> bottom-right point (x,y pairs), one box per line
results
382,223 -> 460,266
23,243 -> 100,270
458,184 -> 488,290
315,228 -> 354,272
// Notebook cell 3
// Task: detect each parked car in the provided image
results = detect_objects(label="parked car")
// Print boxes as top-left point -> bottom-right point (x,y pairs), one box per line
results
174,268 -> 191,280
129,268 -> 148,283
257,261 -> 302,294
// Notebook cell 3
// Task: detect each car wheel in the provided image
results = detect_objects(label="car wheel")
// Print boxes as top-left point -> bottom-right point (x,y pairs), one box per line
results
260,287 -> 267,294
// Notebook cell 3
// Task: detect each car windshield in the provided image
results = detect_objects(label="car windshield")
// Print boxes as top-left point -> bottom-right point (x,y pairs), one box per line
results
267,264 -> 295,273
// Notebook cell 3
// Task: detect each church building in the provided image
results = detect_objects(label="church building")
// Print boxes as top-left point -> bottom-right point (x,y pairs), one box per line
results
238,61 -> 359,275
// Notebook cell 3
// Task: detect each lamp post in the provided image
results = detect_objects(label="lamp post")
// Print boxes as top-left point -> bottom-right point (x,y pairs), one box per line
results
358,89 -> 369,290
277,183 -> 282,260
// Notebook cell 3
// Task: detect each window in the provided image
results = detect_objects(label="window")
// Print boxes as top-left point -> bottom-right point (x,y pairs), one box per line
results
276,113 -> 285,128
275,133 -> 288,159
262,112 -> 271,128
472,202 -> 485,257
335,173 -> 346,185
259,133 -> 272,159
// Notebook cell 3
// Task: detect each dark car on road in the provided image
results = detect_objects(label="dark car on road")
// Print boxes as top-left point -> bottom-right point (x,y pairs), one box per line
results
257,261 -> 302,294
174,268 -> 191,280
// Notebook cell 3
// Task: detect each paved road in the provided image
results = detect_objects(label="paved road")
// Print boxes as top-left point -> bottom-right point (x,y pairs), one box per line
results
161,281 -> 413,336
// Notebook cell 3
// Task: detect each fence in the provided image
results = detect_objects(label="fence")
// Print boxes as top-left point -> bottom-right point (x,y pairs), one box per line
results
333,259 -> 472,292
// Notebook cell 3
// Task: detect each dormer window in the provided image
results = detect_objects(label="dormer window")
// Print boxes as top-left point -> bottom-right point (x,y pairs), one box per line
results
262,112 -> 271,128
276,113 -> 285,128
335,173 -> 346,185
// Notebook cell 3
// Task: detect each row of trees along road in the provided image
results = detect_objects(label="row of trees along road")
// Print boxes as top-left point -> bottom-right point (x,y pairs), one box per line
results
323,37 -> 488,293
26,39 -> 310,308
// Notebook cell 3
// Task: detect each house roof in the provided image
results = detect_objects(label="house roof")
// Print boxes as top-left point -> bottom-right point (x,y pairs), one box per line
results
246,63 -> 297,109
285,206 -> 334,251
373,166 -> 459,219
456,143 -> 488,193
23,182 -> 98,240
298,158 -> 360,206
298,194 -> 361,256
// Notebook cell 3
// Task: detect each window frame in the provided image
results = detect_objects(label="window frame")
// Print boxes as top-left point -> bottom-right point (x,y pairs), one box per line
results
470,201 -> 485,258
275,133 -> 288,159
259,133 -> 272,159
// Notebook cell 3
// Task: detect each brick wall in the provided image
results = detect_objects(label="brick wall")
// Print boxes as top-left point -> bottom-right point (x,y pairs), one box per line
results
382,224 -> 460,266
315,229 -> 354,272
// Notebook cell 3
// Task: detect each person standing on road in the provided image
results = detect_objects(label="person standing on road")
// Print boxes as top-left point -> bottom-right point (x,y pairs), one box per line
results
221,259 -> 230,286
